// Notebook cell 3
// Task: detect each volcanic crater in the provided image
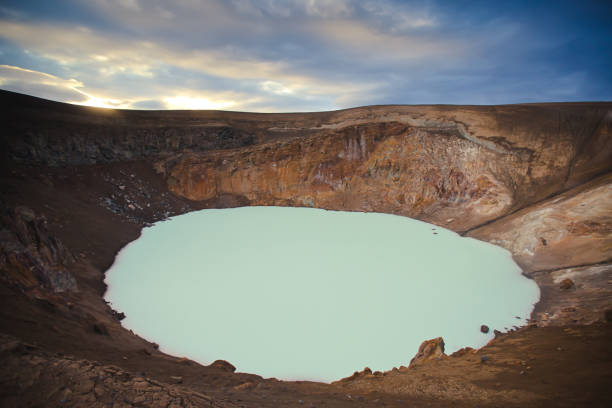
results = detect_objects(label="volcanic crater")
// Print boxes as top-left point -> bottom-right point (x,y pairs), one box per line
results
0,90 -> 611,407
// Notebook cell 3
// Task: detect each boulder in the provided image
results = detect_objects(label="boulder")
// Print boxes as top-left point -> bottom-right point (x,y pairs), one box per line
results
210,359 -> 236,373
560,278 -> 575,290
409,337 -> 446,367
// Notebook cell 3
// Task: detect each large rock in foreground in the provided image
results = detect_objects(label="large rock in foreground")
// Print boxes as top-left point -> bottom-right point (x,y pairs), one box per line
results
409,337 -> 446,367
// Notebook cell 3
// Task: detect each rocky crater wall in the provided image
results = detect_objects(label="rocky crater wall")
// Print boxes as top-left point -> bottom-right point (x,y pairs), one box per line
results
162,104 -> 612,233
0,92 -> 611,407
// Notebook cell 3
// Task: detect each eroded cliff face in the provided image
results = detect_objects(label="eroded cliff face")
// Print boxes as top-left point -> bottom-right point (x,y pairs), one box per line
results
161,104 -> 612,232
0,205 -> 77,295
162,123 -> 510,231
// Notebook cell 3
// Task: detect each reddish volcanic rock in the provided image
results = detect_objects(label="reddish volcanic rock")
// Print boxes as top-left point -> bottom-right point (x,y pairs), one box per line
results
409,337 -> 446,367
161,105 -> 612,232
560,278 -> 575,290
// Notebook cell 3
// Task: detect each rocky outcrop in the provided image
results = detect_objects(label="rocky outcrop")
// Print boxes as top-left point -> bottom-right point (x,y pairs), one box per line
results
409,337 -> 446,367
0,205 -> 77,294
210,359 -> 236,373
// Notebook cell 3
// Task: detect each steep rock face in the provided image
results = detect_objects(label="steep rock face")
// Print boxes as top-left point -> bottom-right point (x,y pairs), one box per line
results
4,118 -> 255,166
0,206 -> 77,294
162,104 -> 612,231
163,122 -> 515,231
409,337 -> 446,367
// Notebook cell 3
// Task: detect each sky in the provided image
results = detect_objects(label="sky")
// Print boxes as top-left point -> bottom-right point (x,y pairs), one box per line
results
0,0 -> 610,112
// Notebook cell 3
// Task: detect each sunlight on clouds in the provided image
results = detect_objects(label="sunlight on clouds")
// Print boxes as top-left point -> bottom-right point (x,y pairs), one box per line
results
73,94 -> 131,109
163,95 -> 237,110
98,64 -> 154,78
0,0 -> 607,108
0,20 -> 286,81
0,64 -> 83,89
0,64 -> 131,109
261,80 -> 294,95
0,19 -> 394,109
0,21 -> 157,77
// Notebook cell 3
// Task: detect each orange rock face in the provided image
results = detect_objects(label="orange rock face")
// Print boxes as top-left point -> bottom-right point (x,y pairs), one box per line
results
409,337 -> 446,366
165,126 -> 514,231
162,104 -> 611,231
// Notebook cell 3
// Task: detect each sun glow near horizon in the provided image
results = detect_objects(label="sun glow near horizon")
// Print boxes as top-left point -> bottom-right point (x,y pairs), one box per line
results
71,95 -> 130,109
73,94 -> 239,110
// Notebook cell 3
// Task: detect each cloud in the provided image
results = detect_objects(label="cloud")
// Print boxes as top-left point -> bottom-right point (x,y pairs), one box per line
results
116,0 -> 140,11
0,0 -> 609,111
308,19 -> 459,63
0,63 -> 266,110
0,64 -> 87,102
163,95 -> 237,110
235,0 -> 353,18
361,1 -> 437,32
0,18 -> 387,110
260,80 -> 293,95
0,64 -> 136,108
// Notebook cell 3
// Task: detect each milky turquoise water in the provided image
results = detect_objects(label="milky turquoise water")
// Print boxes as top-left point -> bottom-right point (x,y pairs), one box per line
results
104,206 -> 539,382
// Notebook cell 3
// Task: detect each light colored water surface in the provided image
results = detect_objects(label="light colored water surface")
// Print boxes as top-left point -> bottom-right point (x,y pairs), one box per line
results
105,206 -> 539,382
